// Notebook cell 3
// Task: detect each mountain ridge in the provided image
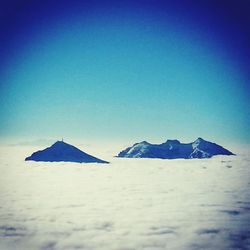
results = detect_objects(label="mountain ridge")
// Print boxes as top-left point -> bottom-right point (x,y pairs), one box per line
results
117,138 -> 234,159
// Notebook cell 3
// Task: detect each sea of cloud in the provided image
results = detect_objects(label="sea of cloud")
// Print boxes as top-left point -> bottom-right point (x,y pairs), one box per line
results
0,145 -> 249,250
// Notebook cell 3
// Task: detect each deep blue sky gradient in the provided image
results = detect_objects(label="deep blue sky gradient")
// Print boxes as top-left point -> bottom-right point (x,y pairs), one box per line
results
0,0 -> 249,144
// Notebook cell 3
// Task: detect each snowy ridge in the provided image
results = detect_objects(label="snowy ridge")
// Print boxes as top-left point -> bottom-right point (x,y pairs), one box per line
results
117,138 -> 234,159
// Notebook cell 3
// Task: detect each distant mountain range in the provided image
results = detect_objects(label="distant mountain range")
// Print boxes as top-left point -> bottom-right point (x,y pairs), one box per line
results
25,141 -> 109,163
25,138 -> 234,163
117,138 -> 234,159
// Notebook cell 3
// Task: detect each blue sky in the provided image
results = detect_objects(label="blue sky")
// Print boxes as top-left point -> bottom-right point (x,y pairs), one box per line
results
0,0 -> 249,145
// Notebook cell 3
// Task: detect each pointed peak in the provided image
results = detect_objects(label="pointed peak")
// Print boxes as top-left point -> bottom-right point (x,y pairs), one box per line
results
52,140 -> 70,147
133,141 -> 150,146
165,139 -> 180,144
192,138 -> 208,148
195,137 -> 205,142
54,140 -> 65,144
140,140 -> 150,144
25,140 -> 109,163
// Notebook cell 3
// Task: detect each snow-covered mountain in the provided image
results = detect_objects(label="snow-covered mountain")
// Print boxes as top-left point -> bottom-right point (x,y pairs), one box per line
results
25,141 -> 109,163
117,138 -> 234,159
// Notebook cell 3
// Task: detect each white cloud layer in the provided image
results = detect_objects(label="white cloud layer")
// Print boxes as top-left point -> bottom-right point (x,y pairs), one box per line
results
0,146 -> 249,250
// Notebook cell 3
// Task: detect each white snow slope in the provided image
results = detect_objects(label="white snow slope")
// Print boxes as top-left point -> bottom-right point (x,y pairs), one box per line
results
0,145 -> 250,250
